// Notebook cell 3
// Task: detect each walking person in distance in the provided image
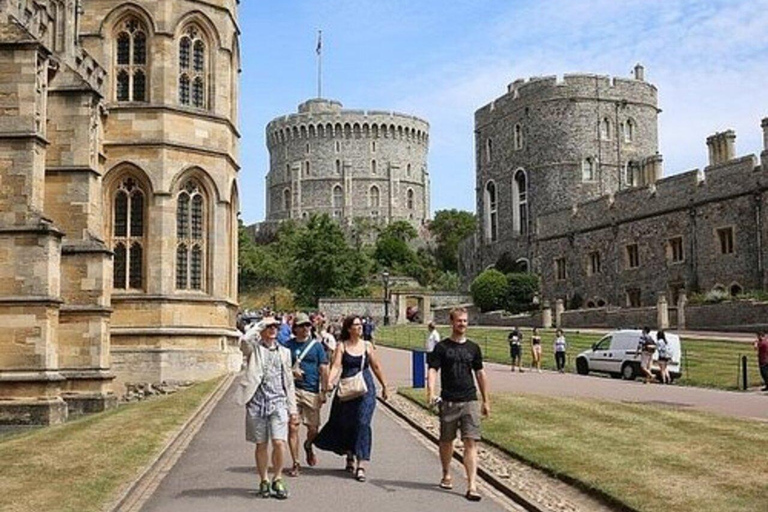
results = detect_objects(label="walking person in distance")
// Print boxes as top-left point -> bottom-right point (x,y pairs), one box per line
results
427,307 -> 490,502
530,327 -> 543,373
553,329 -> 567,373
508,326 -> 523,372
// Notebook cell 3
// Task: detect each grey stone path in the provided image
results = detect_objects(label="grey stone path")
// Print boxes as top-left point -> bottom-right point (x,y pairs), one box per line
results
139,382 -> 520,512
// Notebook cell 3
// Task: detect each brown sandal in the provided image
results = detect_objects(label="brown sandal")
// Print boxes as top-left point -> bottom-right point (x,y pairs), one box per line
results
287,462 -> 300,477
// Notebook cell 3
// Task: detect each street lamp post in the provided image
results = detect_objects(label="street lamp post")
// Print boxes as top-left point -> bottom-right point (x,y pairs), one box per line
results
382,270 -> 390,326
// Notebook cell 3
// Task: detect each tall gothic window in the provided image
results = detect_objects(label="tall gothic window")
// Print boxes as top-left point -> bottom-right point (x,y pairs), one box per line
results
332,185 -> 344,208
407,188 -> 415,210
112,177 -> 145,290
484,180 -> 498,242
115,18 -> 148,102
513,170 -> 528,235
369,186 -> 380,208
179,26 -> 207,108
176,180 -> 207,290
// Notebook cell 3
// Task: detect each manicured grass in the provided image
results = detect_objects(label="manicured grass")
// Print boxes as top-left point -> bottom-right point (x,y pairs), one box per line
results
400,388 -> 768,512
377,325 -> 762,390
0,378 -> 221,512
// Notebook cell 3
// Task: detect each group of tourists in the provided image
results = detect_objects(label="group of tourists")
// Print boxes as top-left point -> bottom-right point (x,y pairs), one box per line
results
505,326 -> 568,373
235,307 -> 490,502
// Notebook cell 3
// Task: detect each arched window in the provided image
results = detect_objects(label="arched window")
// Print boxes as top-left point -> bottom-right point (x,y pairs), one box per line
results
371,160 -> 377,175
514,124 -> 523,150
407,188 -> 414,210
179,26 -> 207,108
484,181 -> 498,242
369,186 -> 380,208
406,163 -> 411,177
335,159 -> 341,174
582,157 -> 597,182
513,170 -> 528,235
112,176 -> 145,290
283,188 -> 291,211
332,185 -> 344,208
114,17 -> 148,102
623,118 -> 636,142
601,117 -> 612,140
485,138 -> 493,162
176,180 -> 207,291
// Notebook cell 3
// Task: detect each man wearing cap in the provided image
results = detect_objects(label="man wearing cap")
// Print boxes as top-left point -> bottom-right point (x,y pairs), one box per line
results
236,317 -> 298,500
282,313 -> 329,476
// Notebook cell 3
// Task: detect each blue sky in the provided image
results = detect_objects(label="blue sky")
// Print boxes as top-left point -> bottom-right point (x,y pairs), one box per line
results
238,0 -> 768,224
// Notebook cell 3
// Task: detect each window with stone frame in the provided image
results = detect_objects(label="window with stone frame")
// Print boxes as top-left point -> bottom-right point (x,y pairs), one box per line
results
485,138 -> 493,162
178,26 -> 208,108
667,236 -> 684,263
112,176 -> 145,290
369,185 -> 380,208
407,188 -> 414,210
513,124 -> 524,150
626,287 -> 641,308
626,243 -> 640,269
371,160 -> 377,175
332,185 -> 344,208
555,257 -> 567,281
335,159 -> 341,174
582,157 -> 597,182
513,170 -> 528,235
176,180 -> 207,291
601,117 -> 612,140
484,180 -> 498,242
304,161 -> 310,176
587,251 -> 601,276
115,17 -> 148,102
716,227 -> 734,254
622,118 -> 636,142
283,188 -> 291,211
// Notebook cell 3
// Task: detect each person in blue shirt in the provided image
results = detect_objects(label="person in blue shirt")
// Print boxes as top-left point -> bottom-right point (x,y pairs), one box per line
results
277,315 -> 293,345
283,313 -> 329,476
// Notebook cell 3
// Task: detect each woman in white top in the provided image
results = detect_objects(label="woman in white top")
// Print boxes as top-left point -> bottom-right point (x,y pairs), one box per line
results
425,322 -> 440,352
553,329 -> 567,373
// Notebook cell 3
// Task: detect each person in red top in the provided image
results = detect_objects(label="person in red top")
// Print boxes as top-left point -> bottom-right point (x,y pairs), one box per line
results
754,331 -> 768,391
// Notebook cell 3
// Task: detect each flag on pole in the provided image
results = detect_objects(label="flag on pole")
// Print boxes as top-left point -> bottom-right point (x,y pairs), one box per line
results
316,30 -> 322,55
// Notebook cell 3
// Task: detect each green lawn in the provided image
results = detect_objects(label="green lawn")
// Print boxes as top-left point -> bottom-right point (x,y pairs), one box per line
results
400,388 -> 768,512
0,378 -> 221,512
378,325 -> 762,390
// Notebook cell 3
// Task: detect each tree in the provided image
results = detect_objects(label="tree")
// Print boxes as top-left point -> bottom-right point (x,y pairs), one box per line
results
505,273 -> 540,313
290,214 -> 371,306
428,209 -> 476,272
470,268 -> 508,312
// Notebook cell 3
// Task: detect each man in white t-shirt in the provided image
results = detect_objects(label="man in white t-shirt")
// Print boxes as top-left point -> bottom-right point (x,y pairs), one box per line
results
425,322 -> 440,352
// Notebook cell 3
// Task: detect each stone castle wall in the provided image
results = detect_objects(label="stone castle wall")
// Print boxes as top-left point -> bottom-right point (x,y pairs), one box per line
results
265,99 -> 430,227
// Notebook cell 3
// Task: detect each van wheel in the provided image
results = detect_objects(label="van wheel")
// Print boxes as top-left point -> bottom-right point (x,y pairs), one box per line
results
576,358 -> 589,375
621,363 -> 637,381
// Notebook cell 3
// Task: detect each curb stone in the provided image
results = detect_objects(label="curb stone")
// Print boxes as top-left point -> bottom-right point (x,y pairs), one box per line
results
105,374 -> 235,512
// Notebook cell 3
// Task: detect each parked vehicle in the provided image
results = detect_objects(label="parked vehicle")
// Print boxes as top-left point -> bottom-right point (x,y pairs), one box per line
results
575,329 -> 682,381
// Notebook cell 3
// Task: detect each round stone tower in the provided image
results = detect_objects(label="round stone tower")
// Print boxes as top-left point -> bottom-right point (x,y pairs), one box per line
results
472,67 -> 660,271
265,99 -> 430,227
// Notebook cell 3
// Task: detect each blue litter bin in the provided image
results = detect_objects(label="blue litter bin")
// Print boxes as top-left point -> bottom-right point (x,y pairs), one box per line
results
412,350 -> 426,388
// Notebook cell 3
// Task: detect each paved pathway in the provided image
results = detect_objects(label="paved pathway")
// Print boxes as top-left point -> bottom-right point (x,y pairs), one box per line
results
377,347 -> 768,422
139,382 -> 520,512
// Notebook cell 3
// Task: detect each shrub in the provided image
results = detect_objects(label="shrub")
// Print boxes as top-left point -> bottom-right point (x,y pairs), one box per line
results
505,273 -> 540,313
470,269 -> 508,312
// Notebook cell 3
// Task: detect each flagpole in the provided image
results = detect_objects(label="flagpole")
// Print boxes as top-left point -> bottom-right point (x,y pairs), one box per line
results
316,30 -> 323,99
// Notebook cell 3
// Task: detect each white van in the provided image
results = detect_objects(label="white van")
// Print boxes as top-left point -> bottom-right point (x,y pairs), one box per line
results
575,329 -> 682,381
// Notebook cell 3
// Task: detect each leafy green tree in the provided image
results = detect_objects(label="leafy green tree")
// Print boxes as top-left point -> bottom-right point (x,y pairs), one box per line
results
470,268 -> 508,312
291,214 -> 371,306
380,220 -> 418,242
428,209 -> 476,272
505,273 -> 540,313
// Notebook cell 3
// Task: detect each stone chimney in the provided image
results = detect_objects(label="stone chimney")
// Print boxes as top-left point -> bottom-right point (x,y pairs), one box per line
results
706,130 -> 736,166
633,63 -> 645,81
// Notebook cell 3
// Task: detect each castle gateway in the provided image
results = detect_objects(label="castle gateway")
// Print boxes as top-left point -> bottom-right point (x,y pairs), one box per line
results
462,66 -> 768,309
0,0 -> 241,425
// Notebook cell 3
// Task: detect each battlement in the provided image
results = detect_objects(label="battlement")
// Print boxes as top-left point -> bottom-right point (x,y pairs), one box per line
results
539,152 -> 764,240
477,68 -> 658,125
266,99 -> 429,148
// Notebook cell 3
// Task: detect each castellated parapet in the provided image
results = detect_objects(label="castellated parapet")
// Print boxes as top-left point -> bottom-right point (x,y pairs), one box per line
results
265,98 -> 430,226
471,67 -> 660,276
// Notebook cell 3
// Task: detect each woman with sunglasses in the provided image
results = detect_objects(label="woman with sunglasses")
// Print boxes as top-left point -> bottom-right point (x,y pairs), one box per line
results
314,314 -> 389,482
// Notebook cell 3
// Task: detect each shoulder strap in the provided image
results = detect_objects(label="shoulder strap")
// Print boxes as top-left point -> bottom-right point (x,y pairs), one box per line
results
295,339 -> 319,366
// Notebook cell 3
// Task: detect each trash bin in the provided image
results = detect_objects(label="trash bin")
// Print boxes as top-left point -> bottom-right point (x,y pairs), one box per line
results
412,349 -> 426,388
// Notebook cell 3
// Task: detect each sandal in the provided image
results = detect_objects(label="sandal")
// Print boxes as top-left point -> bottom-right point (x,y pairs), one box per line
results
355,467 -> 366,482
439,477 -> 453,490
287,461 -> 300,477
345,457 -> 355,473
304,440 -> 317,467
465,490 -> 482,502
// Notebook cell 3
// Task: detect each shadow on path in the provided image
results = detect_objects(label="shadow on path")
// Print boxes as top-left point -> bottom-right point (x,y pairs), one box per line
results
176,487 -> 254,499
